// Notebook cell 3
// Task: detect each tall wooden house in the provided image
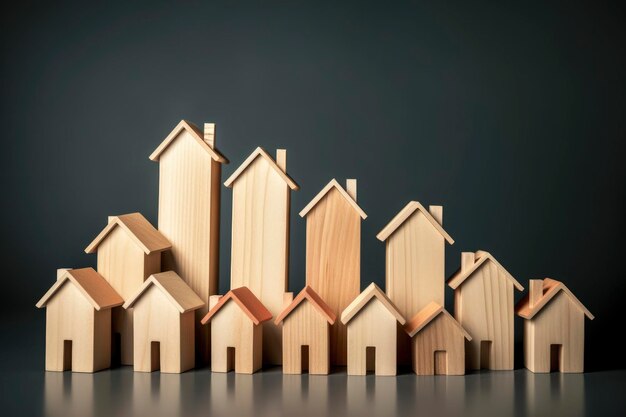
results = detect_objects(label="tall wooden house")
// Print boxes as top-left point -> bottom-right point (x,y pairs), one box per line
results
224,147 -> 299,365
299,178 -> 367,365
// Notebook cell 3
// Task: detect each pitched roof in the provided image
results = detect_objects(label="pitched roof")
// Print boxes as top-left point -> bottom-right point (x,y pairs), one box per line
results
376,201 -> 453,243
274,286 -> 336,325
447,250 -> 523,291
36,268 -> 123,311
516,278 -> 594,320
122,271 -> 204,313
404,302 -> 472,339
200,287 -> 272,325
299,179 -> 367,219
340,283 -> 405,325
224,147 -> 299,190
85,213 -> 171,255
149,119 -> 228,163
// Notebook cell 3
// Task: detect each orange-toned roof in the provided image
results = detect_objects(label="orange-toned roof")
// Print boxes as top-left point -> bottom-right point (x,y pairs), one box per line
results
404,302 -> 471,339
516,278 -> 594,320
376,201 -> 453,243
123,271 -> 204,313
447,250 -> 523,291
224,147 -> 299,190
149,119 -> 228,163
274,286 -> 336,325
200,286 -> 272,325
299,179 -> 367,219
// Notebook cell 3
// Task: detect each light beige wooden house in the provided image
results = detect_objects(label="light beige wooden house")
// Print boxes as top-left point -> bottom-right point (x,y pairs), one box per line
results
85,212 -> 171,365
224,147 -> 299,365
201,287 -> 272,374
404,302 -> 471,375
36,268 -> 123,373
447,250 -> 524,370
376,201 -> 454,363
516,278 -> 594,373
274,286 -> 336,375
341,283 -> 405,376
123,271 -> 204,373
300,178 -> 367,366
150,120 -> 229,365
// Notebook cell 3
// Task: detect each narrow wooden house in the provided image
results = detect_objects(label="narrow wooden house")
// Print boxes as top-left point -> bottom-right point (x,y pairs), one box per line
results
300,178 -> 367,366
341,283 -> 405,376
201,287 -> 272,374
224,147 -> 299,365
150,120 -> 229,364
404,302 -> 471,376
85,212 -> 171,365
447,250 -> 524,370
516,278 -> 594,373
376,201 -> 454,363
274,286 -> 336,375
122,271 -> 204,373
36,268 -> 123,372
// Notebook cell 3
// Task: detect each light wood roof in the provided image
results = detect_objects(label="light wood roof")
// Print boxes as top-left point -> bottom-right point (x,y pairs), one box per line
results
149,119 -> 229,163
340,283 -> 405,325
123,271 -> 204,313
224,147 -> 299,190
516,278 -> 594,320
200,286 -> 272,325
274,286 -> 336,325
404,302 -> 472,339
299,179 -> 367,219
376,201 -> 453,243
447,250 -> 523,291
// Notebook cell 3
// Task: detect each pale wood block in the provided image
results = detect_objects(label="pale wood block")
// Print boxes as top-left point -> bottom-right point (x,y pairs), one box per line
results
56,268 -> 71,280
428,205 -> 443,225
203,123 -> 215,148
346,179 -> 357,201
276,149 -> 287,171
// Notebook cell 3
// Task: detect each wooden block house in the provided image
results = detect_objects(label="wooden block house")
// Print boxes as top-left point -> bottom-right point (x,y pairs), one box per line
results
300,179 -> 367,366
516,278 -> 594,373
274,286 -> 336,375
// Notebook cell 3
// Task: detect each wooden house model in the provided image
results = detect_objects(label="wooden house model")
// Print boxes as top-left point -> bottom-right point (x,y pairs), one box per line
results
516,278 -> 594,373
274,286 -> 336,375
201,287 -> 272,374
447,250 -> 523,370
36,268 -> 123,372
150,120 -> 229,364
404,302 -> 471,375
225,147 -> 299,365
341,283 -> 406,376
85,212 -> 171,365
300,178 -> 367,365
123,271 -> 204,373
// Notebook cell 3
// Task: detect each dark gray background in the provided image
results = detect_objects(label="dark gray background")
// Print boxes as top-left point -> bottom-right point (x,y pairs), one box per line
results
1,0 -> 625,383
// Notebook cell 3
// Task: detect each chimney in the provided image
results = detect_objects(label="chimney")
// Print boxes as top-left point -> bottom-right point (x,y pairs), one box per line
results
346,179 -> 357,201
429,205 -> 443,225
276,149 -> 287,172
529,279 -> 544,308
461,252 -> 475,272
203,123 -> 216,149
57,268 -> 71,281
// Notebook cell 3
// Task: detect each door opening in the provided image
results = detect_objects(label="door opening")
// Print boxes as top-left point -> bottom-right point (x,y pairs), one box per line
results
366,346 -> 376,374
480,340 -> 492,369
150,341 -> 160,371
63,340 -> 72,371
301,345 -> 309,373
226,347 -> 235,372
434,350 -> 447,375
550,344 -> 562,372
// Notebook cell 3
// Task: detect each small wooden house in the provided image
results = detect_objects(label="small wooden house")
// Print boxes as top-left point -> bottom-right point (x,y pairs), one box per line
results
447,250 -> 524,370
150,120 -> 229,365
404,302 -> 471,376
516,278 -> 594,373
225,147 -> 299,365
300,178 -> 367,366
123,271 -> 204,373
85,212 -> 171,365
201,287 -> 272,374
274,286 -> 336,375
341,283 -> 405,376
36,268 -> 123,372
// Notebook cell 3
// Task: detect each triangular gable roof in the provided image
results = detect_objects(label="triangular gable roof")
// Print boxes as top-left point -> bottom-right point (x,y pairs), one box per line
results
36,268 -> 123,311
447,250 -> 523,291
340,283 -> 405,325
516,278 -> 594,320
123,271 -> 204,314
376,201 -> 453,243
274,286 -> 336,325
224,147 -> 299,190
404,302 -> 472,339
85,213 -> 171,255
149,120 -> 229,163
200,286 -> 272,325
299,179 -> 367,219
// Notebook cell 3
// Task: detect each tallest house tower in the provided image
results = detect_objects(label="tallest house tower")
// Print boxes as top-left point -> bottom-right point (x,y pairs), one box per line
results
150,120 -> 229,365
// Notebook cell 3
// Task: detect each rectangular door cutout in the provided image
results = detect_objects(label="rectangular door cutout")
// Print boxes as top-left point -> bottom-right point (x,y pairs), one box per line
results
434,350 -> 447,375
63,340 -> 72,371
226,347 -> 235,372
150,341 -> 160,371
301,345 -> 309,373
480,340 -> 492,369
550,344 -> 562,372
366,346 -> 376,374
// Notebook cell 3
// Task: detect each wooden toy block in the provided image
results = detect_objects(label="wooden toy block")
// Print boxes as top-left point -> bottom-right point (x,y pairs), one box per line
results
122,271 -> 204,373
274,286 -> 336,375
447,250 -> 524,370
300,179 -> 367,366
516,278 -> 594,373
150,120 -> 229,365
376,201 -> 454,364
36,268 -> 123,373
404,302 -> 471,376
85,213 -> 171,365
341,283 -> 406,376
201,287 -> 272,374
225,147 -> 299,365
